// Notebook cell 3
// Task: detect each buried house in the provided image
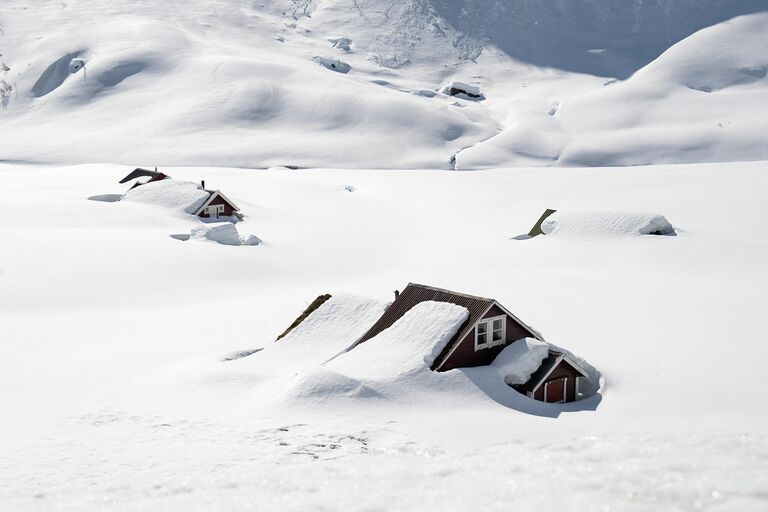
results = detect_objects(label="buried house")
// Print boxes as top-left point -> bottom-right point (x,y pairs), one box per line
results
193,181 -> 241,220
349,283 -> 590,403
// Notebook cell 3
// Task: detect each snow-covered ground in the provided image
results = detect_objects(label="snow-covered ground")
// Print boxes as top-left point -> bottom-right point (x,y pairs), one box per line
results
1,161 -> 767,510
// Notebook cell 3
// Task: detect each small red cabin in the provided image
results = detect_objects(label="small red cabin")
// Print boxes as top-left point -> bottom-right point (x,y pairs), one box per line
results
194,189 -> 240,219
512,351 -> 590,403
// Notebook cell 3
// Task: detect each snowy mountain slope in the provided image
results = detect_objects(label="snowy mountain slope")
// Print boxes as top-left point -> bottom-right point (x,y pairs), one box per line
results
1,1 -> 767,168
455,12 -> 768,168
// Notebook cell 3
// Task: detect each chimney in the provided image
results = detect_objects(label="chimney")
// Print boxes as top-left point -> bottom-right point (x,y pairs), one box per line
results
394,289 -> 400,299
201,180 -> 205,189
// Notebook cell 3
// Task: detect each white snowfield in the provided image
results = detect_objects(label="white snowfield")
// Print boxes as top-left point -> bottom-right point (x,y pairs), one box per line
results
1,1 -> 767,168
1,162 -> 766,511
540,211 -> 676,238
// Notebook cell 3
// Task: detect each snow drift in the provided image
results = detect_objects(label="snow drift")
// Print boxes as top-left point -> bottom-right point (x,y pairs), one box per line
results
1,1 -> 767,168
188,223 -> 261,247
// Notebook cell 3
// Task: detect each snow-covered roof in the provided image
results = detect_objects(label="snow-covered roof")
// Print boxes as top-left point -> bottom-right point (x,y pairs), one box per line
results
540,211 -> 675,237
355,283 -> 544,371
514,351 -> 590,394
490,338 -> 550,386
121,179 -> 210,214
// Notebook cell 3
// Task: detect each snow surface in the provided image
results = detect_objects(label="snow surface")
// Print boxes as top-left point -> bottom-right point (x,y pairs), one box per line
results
1,1 -> 767,168
540,211 -> 676,238
491,338 -> 550,386
1,161 -> 766,511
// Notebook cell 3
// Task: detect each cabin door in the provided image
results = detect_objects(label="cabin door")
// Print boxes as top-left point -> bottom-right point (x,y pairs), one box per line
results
544,378 -> 566,403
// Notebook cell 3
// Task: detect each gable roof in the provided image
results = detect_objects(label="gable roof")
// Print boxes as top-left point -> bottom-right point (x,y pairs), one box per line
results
513,351 -> 590,394
353,283 -> 543,371
193,190 -> 240,215
119,168 -> 167,184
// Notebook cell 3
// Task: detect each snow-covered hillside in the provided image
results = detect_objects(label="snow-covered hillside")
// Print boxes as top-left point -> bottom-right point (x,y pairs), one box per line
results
1,1 -> 766,168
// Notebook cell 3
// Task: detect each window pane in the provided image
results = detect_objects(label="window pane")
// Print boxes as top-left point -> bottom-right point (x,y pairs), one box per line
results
477,323 -> 487,335
477,332 -> 487,345
493,319 -> 502,330
492,330 -> 502,342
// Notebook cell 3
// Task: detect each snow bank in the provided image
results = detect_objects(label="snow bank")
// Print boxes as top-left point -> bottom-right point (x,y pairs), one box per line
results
122,180 -> 209,214
541,211 -> 675,237
491,338 -> 550,386
227,294 -> 390,380
188,223 -> 260,246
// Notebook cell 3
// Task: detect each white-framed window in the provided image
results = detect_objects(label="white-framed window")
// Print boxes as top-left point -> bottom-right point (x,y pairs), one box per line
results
474,315 -> 506,351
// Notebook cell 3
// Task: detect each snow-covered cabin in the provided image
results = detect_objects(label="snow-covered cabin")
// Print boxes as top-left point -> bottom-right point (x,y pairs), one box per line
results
193,181 -> 241,219
118,168 -> 169,189
511,350 -> 590,403
355,283 -> 544,371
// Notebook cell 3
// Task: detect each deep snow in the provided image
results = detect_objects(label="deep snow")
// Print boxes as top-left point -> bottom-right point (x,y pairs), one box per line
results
0,161 -> 766,511
1,1 -> 767,168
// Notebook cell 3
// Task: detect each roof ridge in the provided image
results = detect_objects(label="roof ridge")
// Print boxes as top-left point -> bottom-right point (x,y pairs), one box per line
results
407,282 -> 494,303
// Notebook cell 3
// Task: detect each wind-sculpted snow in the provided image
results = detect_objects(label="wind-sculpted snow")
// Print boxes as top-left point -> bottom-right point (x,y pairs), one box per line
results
1,1 -> 767,168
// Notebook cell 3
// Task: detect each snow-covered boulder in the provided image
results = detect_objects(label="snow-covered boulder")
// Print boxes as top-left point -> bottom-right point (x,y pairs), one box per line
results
189,223 -> 261,246
313,56 -> 350,73
122,180 -> 209,214
490,338 -> 550,386
327,37 -> 352,52
442,81 -> 483,99
541,211 -> 676,237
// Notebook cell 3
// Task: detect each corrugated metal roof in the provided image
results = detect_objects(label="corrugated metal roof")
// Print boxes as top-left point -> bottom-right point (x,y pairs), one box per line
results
355,283 -> 494,361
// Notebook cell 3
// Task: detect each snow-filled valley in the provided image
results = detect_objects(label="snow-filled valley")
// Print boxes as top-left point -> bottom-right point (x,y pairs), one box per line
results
1,162 -> 767,510
2,0 -> 768,510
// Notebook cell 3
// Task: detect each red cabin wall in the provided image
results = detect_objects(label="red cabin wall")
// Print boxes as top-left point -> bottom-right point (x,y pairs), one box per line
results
532,361 -> 582,402
198,195 -> 236,217
439,305 -> 533,371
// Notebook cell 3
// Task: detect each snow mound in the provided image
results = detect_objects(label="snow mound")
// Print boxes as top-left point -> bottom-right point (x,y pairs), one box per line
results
226,294 -> 390,381
328,37 -> 352,52
541,211 -> 676,237
286,367 -> 382,400
122,180 -> 209,214
491,338 -> 550,386
312,56 -> 350,73
189,223 -> 260,247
